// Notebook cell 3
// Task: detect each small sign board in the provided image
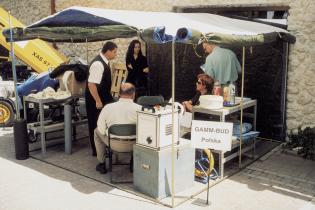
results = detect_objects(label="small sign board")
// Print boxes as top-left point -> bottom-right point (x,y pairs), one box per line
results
191,120 -> 233,151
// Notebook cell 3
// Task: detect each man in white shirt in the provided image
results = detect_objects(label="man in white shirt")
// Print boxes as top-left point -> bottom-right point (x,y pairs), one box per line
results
94,83 -> 141,174
85,41 -> 117,156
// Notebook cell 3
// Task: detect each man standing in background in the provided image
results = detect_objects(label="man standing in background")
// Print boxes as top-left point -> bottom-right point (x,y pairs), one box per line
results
201,42 -> 241,85
85,41 -> 117,156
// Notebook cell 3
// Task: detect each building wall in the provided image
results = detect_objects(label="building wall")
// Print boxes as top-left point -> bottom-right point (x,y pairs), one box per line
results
1,0 -> 315,133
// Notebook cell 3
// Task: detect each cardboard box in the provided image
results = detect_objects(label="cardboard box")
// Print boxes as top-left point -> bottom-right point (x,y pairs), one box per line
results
110,62 -> 128,98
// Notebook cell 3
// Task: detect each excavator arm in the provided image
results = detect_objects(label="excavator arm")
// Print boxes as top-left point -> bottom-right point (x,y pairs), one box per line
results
0,7 -> 69,126
0,7 -> 68,73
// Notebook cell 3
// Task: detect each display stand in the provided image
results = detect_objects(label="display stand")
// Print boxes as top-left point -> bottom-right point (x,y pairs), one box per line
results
23,95 -> 87,156
192,99 -> 257,178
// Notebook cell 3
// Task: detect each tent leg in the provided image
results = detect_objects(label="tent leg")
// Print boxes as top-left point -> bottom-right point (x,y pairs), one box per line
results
8,11 -> 20,120
280,42 -> 289,141
86,38 -> 89,64
171,39 -> 175,208
239,46 -> 245,168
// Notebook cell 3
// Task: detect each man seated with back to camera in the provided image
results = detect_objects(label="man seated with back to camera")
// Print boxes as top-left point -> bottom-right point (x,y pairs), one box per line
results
94,83 -> 141,174
182,73 -> 214,112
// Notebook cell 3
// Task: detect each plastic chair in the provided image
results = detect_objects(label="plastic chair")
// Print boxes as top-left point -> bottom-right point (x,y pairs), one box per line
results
108,124 -> 136,183
136,95 -> 164,106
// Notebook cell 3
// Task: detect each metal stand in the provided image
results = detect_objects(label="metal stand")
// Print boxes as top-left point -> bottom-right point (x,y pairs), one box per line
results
64,103 -> 72,154
206,174 -> 210,205
192,99 -> 257,178
23,95 -> 86,156
206,151 -> 211,205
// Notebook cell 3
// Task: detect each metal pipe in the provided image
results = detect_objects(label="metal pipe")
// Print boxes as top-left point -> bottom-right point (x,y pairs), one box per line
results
86,38 -> 89,63
64,103 -> 72,154
50,0 -> 58,50
8,11 -> 20,120
171,39 -> 175,208
280,42 -> 289,141
50,0 -> 56,14
239,46 -> 245,167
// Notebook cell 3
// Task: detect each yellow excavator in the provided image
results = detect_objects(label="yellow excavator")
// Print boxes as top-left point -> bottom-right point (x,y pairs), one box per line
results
0,7 -> 68,126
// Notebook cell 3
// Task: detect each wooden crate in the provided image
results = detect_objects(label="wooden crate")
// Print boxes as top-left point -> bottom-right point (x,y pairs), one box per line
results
110,63 -> 128,98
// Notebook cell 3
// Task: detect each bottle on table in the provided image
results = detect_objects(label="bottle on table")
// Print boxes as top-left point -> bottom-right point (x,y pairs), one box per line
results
223,84 -> 230,106
212,81 -> 222,96
223,81 -> 236,106
229,82 -> 236,105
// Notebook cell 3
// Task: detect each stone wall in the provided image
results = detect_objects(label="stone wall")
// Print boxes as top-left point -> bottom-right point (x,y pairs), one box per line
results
285,0 -> 315,131
1,0 -> 314,133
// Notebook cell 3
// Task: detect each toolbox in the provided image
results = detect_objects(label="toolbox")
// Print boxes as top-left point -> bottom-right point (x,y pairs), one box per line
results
136,107 -> 179,150
133,140 -> 195,199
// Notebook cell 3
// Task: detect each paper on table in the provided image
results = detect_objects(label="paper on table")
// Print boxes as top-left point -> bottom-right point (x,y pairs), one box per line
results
180,111 -> 192,128
235,97 -> 251,103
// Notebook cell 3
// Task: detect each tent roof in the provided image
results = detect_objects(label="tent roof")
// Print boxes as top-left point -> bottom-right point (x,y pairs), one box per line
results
3,6 -> 295,45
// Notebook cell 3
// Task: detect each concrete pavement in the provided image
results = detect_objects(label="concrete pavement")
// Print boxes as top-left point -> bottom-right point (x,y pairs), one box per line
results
0,127 -> 314,210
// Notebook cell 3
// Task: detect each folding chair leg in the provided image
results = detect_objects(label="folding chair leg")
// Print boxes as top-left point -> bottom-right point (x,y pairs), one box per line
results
129,154 -> 133,173
109,149 -> 113,182
115,153 -> 119,164
103,159 -> 107,174
101,147 -> 108,174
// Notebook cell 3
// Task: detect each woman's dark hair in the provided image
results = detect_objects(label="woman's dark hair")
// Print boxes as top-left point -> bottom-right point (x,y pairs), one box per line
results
126,40 -> 144,61
101,41 -> 117,53
197,73 -> 214,93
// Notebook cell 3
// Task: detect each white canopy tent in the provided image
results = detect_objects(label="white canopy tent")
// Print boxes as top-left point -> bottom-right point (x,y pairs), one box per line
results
4,6 -> 294,45
3,6 -> 295,207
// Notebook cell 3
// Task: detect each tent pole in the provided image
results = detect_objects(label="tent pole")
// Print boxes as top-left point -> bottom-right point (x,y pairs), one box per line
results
85,38 -> 89,63
144,39 -> 150,95
171,39 -> 175,208
280,42 -> 289,141
239,46 -> 245,168
8,11 -> 20,120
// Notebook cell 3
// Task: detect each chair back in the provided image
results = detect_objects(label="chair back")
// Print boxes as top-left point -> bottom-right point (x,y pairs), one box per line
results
108,124 -> 136,137
107,124 -> 136,183
136,95 -> 164,106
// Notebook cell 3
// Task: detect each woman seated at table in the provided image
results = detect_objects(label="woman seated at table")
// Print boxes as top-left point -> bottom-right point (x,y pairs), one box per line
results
182,73 -> 214,112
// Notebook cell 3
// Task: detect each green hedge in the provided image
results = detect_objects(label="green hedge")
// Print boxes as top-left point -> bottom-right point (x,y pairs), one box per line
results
286,127 -> 315,160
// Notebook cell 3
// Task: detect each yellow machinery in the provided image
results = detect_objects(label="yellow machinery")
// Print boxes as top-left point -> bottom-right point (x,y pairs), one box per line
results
0,7 -> 68,126
0,7 -> 68,73
195,149 -> 214,181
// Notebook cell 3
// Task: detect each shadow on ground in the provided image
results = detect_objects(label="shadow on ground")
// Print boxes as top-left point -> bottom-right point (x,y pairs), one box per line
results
0,126 -> 158,206
2,126 -> 313,207
229,147 -> 315,202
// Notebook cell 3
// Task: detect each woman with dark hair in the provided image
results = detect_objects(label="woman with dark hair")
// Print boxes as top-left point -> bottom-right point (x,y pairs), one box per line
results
125,40 -> 149,91
182,73 -> 214,112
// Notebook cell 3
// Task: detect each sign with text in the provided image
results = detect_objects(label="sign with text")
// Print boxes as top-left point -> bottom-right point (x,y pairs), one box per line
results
191,120 -> 233,151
